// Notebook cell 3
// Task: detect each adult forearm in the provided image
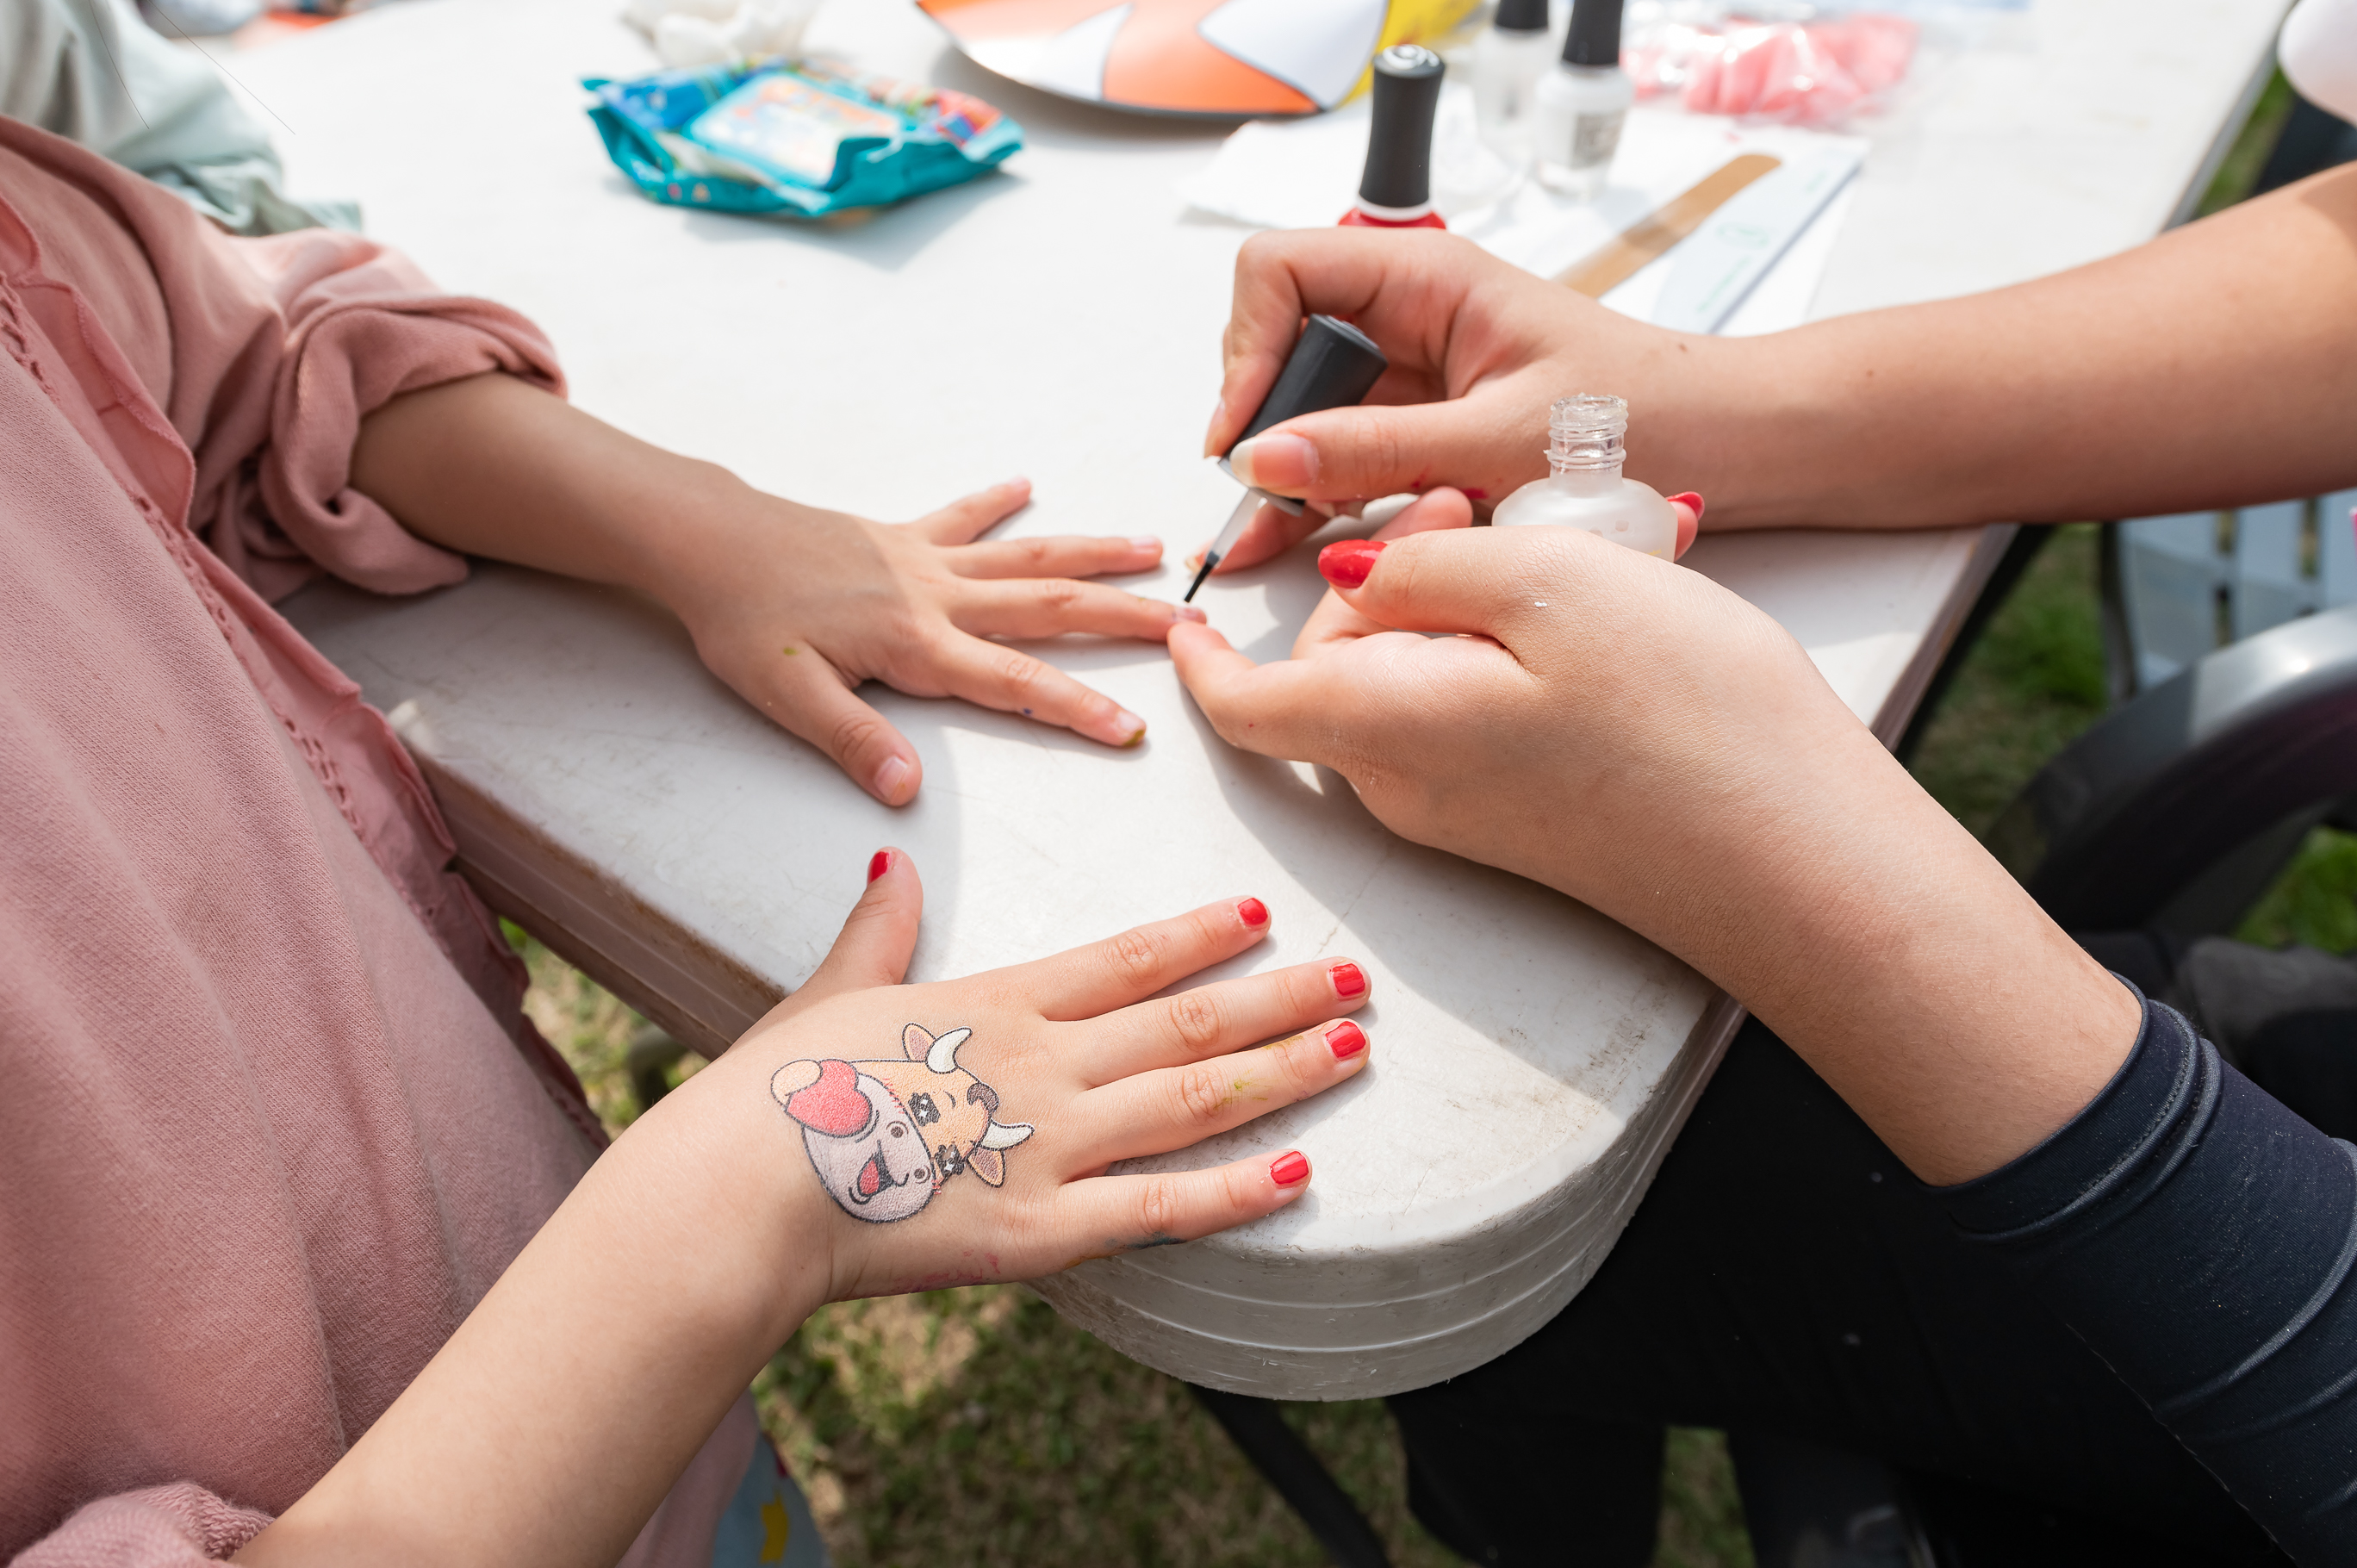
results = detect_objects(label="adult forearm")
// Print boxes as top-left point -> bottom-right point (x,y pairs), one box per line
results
1682,164 -> 2357,531
1606,728 -> 2138,1185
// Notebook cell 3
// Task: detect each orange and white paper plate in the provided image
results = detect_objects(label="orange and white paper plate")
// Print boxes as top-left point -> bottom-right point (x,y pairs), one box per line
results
917,0 -> 1477,116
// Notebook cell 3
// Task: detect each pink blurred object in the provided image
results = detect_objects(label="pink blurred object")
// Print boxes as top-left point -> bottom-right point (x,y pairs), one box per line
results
1626,12 -> 1919,125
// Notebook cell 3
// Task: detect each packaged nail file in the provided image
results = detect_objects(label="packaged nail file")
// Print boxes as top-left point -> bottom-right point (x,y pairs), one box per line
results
587,60 -> 1022,218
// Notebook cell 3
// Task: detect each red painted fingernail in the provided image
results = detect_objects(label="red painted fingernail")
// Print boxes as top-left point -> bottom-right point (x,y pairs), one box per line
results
868,850 -> 891,883
1238,897 -> 1270,928
1270,1150 -> 1309,1186
1330,961 -> 1367,998
1668,492 -> 1704,523
1326,1020 -> 1366,1060
1317,538 -> 1387,588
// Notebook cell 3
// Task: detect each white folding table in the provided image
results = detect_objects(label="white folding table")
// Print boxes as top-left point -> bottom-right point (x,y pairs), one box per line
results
237,0 -> 2288,1397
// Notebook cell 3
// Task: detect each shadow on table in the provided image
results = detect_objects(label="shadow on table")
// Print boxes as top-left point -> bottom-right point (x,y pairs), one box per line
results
594,165 -> 1020,276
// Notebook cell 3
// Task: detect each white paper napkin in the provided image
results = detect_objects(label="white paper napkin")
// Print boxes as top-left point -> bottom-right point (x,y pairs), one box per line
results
1177,96 -> 1869,337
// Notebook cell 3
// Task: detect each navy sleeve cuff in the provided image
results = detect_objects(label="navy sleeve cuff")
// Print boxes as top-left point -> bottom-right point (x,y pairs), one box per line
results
1933,986 -> 2357,1563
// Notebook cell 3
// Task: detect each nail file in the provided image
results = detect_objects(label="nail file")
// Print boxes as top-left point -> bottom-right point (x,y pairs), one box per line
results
1187,314 -> 1389,601
1554,152 -> 1783,298
1647,147 -> 1861,335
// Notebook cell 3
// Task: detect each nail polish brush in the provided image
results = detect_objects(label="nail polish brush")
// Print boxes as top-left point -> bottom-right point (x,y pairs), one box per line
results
1186,314 -> 1388,602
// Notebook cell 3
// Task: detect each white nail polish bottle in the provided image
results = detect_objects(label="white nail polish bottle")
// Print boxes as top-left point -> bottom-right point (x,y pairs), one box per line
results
1473,0 -> 1553,163
1533,0 -> 1629,200
1490,395 -> 1675,557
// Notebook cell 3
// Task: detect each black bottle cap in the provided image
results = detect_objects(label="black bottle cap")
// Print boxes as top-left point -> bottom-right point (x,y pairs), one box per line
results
1228,315 -> 1389,453
1357,44 -> 1445,211
1496,0 -> 1548,34
1562,0 -> 1622,66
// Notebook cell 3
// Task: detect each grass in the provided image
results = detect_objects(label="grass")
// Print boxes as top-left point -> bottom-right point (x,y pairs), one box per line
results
2237,829 -> 2357,955
1904,526 -> 2109,837
2196,70 -> 2298,219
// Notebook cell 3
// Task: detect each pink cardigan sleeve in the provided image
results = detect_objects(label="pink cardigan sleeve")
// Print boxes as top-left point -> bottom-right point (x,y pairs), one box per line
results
10,1487 -> 271,1568
0,116 -> 565,604
199,225 -> 567,602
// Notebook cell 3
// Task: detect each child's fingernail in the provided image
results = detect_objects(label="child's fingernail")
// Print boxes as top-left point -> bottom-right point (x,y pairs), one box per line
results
1238,897 -> 1270,928
1174,604 -> 1208,624
1326,1020 -> 1367,1060
1330,961 -> 1367,998
1270,1149 -> 1310,1186
1132,535 -> 1162,552
1113,710 -> 1147,748
1668,491 -> 1705,523
1229,433 -> 1317,491
868,849 -> 891,883
1317,539 -> 1386,588
874,755 -> 913,803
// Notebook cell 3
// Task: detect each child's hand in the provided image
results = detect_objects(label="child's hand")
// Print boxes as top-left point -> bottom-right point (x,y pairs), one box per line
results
660,479 -> 1202,806
1197,228 -> 1718,576
694,849 -> 1372,1302
246,852 -> 1371,1567
351,376 -> 1203,807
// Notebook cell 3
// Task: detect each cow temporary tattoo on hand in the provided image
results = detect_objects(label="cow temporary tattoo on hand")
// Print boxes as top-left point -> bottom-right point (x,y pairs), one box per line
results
771,1024 -> 1035,1223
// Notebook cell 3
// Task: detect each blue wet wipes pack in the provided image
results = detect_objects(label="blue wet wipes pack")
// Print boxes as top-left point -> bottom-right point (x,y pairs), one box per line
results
586,60 -> 1022,218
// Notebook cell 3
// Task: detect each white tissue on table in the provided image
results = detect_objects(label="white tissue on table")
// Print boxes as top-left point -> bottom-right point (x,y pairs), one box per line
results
624,0 -> 822,67
1176,102 -> 1868,337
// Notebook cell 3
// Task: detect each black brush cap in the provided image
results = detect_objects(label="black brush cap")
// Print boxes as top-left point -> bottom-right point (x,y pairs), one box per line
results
1562,0 -> 1622,66
1228,316 -> 1388,452
1496,0 -> 1548,33
1358,44 -> 1445,210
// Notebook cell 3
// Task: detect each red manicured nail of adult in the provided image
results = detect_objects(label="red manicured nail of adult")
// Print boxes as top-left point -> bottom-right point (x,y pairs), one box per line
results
1330,961 -> 1367,998
1318,538 -> 1387,588
1270,1150 -> 1310,1186
868,850 -> 891,883
1326,1020 -> 1367,1060
1668,492 -> 1705,523
1238,897 -> 1270,928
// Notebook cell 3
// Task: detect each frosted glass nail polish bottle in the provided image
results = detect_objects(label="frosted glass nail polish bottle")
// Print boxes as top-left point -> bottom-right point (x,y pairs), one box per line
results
1534,0 -> 1629,199
1474,0 -> 1553,162
1490,395 -> 1676,557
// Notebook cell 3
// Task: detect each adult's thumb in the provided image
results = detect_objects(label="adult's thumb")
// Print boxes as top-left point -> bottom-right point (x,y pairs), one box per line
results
1228,397 -> 1530,507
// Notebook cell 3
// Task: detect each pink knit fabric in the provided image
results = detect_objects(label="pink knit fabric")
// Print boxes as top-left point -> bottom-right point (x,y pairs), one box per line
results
12,1490 -> 271,1568
0,119 -> 754,1565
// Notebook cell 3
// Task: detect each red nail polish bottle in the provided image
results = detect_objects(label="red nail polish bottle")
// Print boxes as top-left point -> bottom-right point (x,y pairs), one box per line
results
1339,47 -> 1450,231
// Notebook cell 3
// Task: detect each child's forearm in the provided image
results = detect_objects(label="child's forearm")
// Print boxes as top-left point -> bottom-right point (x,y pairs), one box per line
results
236,1041 -> 828,1568
348,370 -> 761,622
